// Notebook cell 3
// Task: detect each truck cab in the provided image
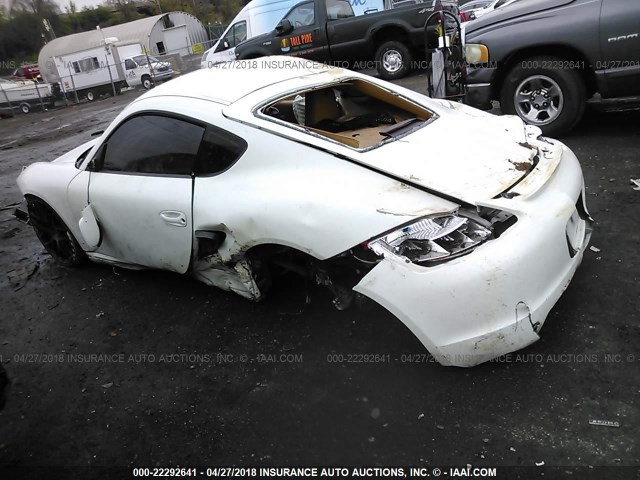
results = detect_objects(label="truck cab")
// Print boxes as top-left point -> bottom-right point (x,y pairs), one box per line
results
201,0 -> 386,69
123,55 -> 174,90
236,0 -> 459,79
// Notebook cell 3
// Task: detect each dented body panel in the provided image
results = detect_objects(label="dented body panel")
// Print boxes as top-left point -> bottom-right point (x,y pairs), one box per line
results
355,143 -> 591,367
15,58 -> 592,366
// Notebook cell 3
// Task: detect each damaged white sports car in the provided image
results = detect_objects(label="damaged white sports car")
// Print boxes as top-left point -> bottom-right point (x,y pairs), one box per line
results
16,58 -> 592,367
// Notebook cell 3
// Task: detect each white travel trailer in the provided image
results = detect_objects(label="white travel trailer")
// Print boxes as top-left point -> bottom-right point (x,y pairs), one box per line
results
201,0 -> 385,67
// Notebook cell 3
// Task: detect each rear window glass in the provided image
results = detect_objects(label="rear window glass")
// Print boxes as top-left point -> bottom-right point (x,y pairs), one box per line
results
260,78 -> 434,150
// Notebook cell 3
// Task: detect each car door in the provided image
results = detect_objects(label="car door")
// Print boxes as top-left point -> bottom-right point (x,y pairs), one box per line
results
213,21 -> 248,64
324,0 -> 366,63
278,1 -> 329,61
123,58 -> 140,86
88,114 -> 205,273
599,0 -> 640,96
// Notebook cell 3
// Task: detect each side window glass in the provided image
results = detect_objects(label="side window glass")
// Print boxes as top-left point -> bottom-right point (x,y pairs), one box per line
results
125,59 -> 136,70
233,21 -> 247,46
195,126 -> 247,176
286,3 -> 315,28
102,115 -> 205,175
326,0 -> 354,20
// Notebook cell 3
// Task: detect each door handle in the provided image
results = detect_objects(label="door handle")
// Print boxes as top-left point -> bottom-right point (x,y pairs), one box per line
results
159,210 -> 187,227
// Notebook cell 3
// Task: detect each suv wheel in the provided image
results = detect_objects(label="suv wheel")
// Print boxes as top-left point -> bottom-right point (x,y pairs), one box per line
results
375,41 -> 412,80
500,56 -> 586,136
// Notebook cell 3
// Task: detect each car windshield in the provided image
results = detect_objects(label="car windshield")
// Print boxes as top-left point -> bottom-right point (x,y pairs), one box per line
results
132,55 -> 159,66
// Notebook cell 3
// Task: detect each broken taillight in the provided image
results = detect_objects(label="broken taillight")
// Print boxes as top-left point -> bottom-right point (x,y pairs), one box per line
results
367,213 -> 493,265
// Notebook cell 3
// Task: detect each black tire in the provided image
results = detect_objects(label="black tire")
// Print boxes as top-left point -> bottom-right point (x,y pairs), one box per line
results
141,75 -> 153,90
26,197 -> 86,267
375,40 -> 412,80
500,56 -> 586,137
19,103 -> 31,114
85,89 -> 97,102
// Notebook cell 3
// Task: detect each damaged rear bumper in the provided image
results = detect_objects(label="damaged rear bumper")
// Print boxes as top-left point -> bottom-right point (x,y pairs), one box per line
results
354,143 -> 592,367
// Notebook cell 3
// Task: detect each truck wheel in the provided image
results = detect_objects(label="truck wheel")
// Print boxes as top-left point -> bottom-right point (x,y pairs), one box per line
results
26,197 -> 86,267
141,75 -> 153,90
85,90 -> 97,102
19,103 -> 31,114
500,56 -> 586,136
375,41 -> 412,80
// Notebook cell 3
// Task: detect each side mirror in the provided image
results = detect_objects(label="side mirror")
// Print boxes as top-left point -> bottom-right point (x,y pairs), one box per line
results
276,19 -> 293,35
215,40 -> 230,53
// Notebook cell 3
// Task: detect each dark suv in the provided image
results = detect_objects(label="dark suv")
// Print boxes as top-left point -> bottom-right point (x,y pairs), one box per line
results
464,0 -> 640,135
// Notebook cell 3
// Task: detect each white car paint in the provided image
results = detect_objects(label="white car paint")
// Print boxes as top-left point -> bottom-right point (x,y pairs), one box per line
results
16,58 -> 592,366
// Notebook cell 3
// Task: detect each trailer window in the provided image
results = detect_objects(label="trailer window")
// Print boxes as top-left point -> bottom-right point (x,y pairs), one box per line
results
72,57 -> 100,73
260,78 -> 434,149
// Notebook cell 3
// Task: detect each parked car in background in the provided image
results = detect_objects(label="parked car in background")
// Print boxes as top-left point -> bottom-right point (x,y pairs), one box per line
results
235,0 -> 459,79
200,0 -> 385,68
459,0 -> 492,20
464,0 -> 640,135
472,0 -> 519,18
16,59 -> 592,366
10,64 -> 41,81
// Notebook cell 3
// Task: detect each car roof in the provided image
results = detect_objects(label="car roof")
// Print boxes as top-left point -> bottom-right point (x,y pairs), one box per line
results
137,57 -> 344,106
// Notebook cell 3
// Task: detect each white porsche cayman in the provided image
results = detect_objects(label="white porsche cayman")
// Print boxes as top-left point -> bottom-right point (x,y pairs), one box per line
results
16,58 -> 592,367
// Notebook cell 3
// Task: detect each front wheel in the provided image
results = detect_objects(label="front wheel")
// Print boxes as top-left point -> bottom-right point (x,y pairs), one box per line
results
375,41 -> 412,80
26,197 -> 86,267
19,103 -> 31,114
500,56 -> 586,136
85,89 -> 97,102
141,75 -> 153,90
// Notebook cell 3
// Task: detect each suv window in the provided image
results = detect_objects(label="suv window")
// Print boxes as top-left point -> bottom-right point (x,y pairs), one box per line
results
195,127 -> 247,175
101,115 -> 205,175
286,2 -> 315,28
